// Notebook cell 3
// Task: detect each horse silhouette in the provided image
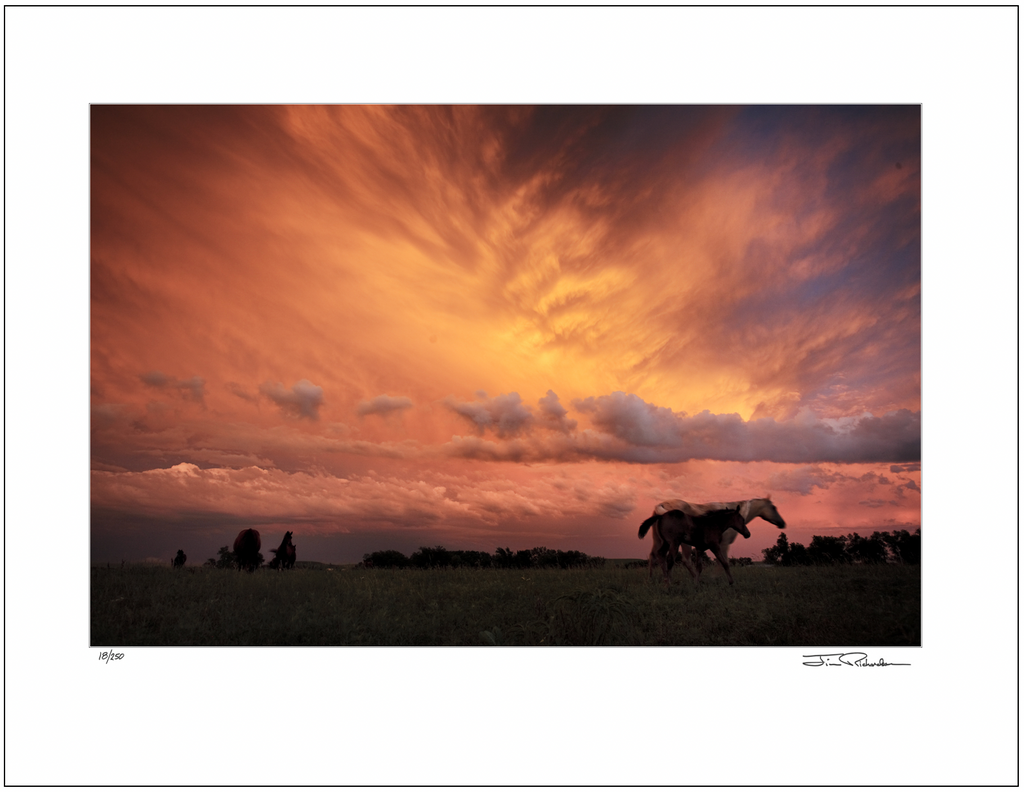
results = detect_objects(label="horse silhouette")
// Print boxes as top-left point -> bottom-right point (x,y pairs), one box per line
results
233,529 -> 262,572
639,507 -> 749,588
268,531 -> 296,571
641,496 -> 785,579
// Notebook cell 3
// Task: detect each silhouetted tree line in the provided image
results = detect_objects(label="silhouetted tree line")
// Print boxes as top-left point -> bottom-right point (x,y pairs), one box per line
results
361,545 -> 606,570
762,529 -> 920,566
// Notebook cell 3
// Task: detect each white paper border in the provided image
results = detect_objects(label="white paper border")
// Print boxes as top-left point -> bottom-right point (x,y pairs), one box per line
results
4,6 -> 1017,787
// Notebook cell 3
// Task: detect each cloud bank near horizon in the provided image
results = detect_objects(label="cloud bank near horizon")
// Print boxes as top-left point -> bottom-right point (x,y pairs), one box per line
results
91,456 -> 920,539
92,386 -> 920,474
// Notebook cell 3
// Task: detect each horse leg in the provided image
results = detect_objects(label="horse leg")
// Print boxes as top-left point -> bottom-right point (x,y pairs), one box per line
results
673,545 -> 700,587
721,531 -> 736,564
710,543 -> 735,585
649,530 -> 669,580
659,547 -> 674,589
678,545 -> 698,580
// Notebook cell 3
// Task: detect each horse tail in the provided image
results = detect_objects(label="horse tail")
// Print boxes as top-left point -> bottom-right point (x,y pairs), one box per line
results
638,515 -> 659,539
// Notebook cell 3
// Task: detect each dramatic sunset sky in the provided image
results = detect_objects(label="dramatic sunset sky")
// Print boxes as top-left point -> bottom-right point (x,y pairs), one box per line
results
90,105 -> 921,564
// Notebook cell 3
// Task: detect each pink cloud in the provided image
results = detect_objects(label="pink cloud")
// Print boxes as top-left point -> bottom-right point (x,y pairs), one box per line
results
356,394 -> 414,417
260,379 -> 324,420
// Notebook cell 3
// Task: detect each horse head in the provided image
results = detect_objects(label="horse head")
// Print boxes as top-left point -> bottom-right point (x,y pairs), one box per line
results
755,496 -> 786,530
729,507 -> 751,538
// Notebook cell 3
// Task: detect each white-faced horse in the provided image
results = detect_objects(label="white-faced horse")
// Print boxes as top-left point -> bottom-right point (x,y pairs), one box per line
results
638,507 -> 749,588
638,496 -> 785,579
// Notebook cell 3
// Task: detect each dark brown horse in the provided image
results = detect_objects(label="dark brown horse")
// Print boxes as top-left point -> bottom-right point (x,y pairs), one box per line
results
639,507 -> 749,588
171,550 -> 186,569
233,529 -> 262,572
268,531 -> 296,570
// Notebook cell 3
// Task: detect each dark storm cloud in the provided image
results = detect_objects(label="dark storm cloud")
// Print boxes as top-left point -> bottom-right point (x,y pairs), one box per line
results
443,390 -> 578,439
259,379 -> 324,420
441,391 -> 919,465
573,392 -> 683,448
536,390 -> 577,433
896,479 -> 921,498
140,370 -> 206,404
576,392 -> 919,464
356,394 -> 414,417
443,392 -> 535,438
450,391 -> 920,464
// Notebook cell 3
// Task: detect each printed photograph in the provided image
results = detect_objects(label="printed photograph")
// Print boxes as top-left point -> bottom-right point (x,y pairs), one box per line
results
90,105 -> 921,646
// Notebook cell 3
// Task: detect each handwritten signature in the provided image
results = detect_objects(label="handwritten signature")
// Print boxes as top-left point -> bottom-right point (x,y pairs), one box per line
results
803,652 -> 909,667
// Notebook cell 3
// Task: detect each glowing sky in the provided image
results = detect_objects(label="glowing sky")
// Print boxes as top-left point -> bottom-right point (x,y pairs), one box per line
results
90,105 -> 921,563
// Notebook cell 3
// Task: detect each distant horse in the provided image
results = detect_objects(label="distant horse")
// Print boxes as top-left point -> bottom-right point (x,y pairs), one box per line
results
269,531 -> 296,571
172,550 -> 186,569
233,529 -> 262,572
640,496 -> 786,579
639,507 -> 749,588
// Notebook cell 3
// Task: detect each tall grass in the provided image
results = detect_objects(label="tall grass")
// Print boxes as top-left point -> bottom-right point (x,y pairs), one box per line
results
91,562 -> 920,646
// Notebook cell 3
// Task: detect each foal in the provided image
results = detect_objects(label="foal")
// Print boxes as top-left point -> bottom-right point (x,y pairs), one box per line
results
640,507 -> 749,588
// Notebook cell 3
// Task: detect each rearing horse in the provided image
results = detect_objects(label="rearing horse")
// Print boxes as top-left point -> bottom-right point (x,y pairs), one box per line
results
638,496 -> 786,579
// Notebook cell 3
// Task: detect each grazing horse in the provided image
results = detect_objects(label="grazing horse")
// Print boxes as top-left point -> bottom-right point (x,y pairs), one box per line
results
639,507 -> 749,588
640,496 -> 786,579
172,550 -> 186,569
233,529 -> 262,572
269,531 -> 296,571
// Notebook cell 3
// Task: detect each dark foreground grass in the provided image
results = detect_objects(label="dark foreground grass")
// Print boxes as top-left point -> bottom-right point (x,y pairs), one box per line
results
91,562 -> 920,646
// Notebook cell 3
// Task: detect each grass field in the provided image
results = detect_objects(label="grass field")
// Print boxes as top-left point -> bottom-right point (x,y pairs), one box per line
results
91,561 -> 920,646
